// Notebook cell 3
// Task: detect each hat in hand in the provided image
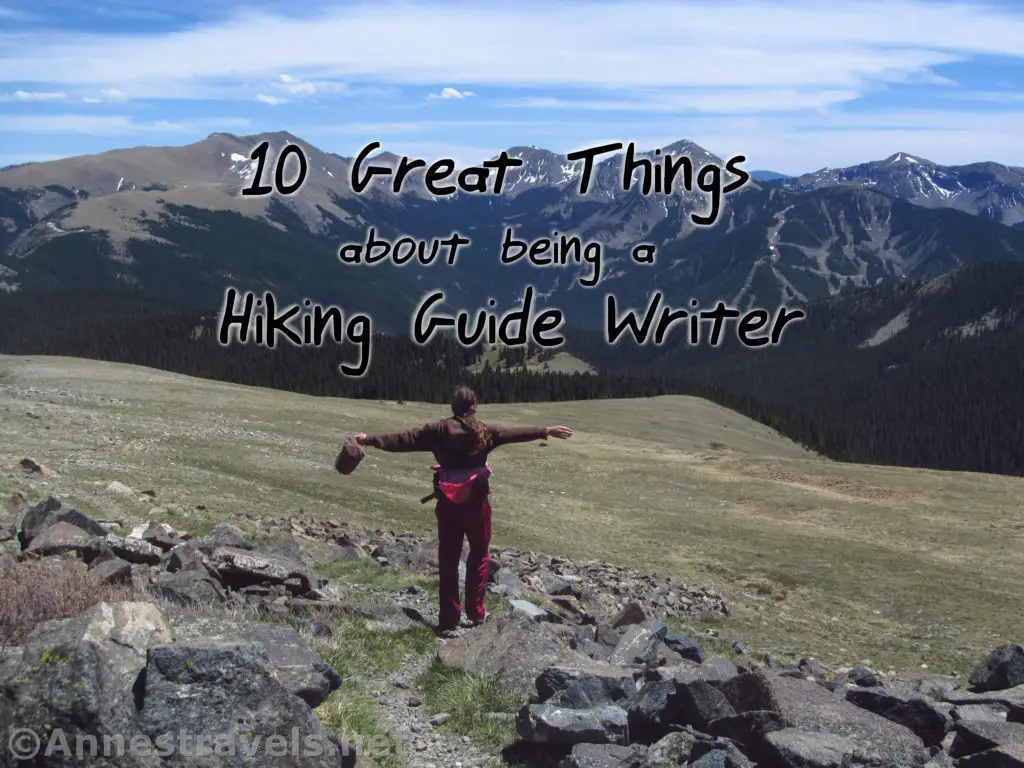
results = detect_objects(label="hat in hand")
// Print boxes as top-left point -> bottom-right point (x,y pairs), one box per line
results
334,437 -> 365,475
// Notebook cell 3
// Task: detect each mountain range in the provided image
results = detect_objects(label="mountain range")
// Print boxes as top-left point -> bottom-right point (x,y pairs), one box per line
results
3,131 -> 1024,336
2,131 -> 1023,474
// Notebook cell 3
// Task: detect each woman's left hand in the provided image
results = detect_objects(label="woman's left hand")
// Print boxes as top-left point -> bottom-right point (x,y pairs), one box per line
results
353,433 -> 367,445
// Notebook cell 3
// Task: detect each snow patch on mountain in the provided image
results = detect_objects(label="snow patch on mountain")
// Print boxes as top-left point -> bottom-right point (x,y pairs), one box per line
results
860,309 -> 911,347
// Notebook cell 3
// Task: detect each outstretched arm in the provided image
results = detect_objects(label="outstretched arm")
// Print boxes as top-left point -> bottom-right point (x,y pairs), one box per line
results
489,424 -> 573,448
354,422 -> 441,452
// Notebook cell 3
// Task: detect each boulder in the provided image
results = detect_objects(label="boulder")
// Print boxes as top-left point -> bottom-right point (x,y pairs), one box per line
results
971,645 -> 1024,693
136,642 -> 345,766
17,496 -> 108,549
844,684 -> 954,747
168,613 -> 342,707
711,672 -> 929,766
516,702 -> 629,745
24,521 -> 102,558
437,614 -> 588,694
209,546 -> 314,594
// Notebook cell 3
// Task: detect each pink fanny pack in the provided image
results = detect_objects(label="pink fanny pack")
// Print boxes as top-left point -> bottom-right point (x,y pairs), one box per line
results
433,464 -> 492,504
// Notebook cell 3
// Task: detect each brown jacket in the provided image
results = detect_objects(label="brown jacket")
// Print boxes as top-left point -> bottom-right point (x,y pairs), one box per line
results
363,418 -> 547,469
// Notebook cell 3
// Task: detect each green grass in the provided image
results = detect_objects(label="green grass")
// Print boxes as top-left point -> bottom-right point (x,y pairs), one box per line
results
415,659 -> 522,752
3,354 -> 1023,674
254,608 -> 435,768
315,683 -> 404,768
315,559 -> 438,596
312,621 -> 437,680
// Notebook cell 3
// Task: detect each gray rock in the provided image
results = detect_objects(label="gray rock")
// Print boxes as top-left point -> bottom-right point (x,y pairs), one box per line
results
169,615 -> 342,708
165,539 -> 212,573
714,673 -> 928,766
949,720 -> 1024,759
971,645 -> 1024,693
609,625 -> 661,666
763,727 -> 861,767
674,678 -> 738,730
537,570 -> 574,596
0,647 -> 23,684
660,629 -> 703,663
954,743 -> 1024,767
24,521 -> 101,558
0,602 -> 175,755
536,664 -> 641,708
626,680 -> 684,740
436,614 -> 588,695
18,496 -> 108,548
683,656 -> 740,684
136,642 -> 344,766
150,569 -> 228,608
210,546 -> 314,594
559,742 -> 648,768
103,533 -> 163,565
202,522 -> 256,551
493,567 -> 523,589
509,599 -> 549,622
639,729 -> 703,765
516,702 -> 629,745
88,557 -> 133,585
609,602 -> 649,629
954,703 -> 1011,722
845,685 -> 953,747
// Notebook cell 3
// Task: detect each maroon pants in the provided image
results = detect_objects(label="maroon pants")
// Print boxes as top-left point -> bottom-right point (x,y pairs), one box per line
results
435,496 -> 492,631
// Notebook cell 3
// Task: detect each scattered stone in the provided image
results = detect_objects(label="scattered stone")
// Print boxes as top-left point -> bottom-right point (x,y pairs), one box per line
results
19,457 -> 55,476
105,480 -> 134,496
6,494 -> 1018,768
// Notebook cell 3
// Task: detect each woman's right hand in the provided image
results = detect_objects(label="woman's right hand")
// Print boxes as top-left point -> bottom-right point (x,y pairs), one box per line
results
546,426 -> 573,439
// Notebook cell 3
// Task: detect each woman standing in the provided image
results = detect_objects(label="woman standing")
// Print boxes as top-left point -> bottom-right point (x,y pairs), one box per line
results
352,386 -> 573,636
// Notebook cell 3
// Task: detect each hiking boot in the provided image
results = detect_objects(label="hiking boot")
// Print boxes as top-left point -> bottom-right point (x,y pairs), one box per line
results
437,627 -> 463,640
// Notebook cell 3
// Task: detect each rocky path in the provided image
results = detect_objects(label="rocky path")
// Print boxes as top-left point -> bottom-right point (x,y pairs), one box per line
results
371,645 -> 495,768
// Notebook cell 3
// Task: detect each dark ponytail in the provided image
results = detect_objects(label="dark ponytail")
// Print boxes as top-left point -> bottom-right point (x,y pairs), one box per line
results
451,386 -> 491,452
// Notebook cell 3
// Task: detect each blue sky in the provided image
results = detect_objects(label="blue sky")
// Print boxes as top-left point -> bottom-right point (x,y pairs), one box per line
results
2,0 -> 1024,173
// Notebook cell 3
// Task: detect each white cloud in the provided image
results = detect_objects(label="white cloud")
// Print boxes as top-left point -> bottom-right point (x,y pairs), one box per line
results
0,90 -> 66,101
78,88 -> 129,103
552,107 -> 1024,172
256,93 -> 289,105
428,87 -> 474,100
0,114 -> 251,135
278,74 -> 316,96
3,0 -> 1022,99
502,88 -> 861,114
